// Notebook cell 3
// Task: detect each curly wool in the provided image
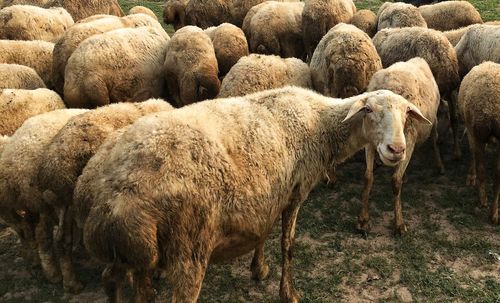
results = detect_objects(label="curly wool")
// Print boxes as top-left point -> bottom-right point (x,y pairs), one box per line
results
0,64 -> 46,89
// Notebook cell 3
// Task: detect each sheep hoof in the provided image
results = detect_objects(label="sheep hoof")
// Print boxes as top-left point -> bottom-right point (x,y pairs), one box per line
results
356,220 -> 370,237
490,212 -> 498,225
251,263 -> 270,281
394,224 -> 407,236
64,280 -> 84,294
466,174 -> 476,186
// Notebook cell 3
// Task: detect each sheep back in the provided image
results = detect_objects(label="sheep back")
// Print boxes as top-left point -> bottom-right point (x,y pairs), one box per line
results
377,2 -> 427,31
418,1 -> 482,31
185,0 -> 232,28
0,63 -> 46,89
128,6 -> 157,20
58,0 -> 124,22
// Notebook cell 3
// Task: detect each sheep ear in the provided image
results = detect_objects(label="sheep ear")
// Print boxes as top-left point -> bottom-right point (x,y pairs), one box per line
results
407,103 -> 432,125
342,99 -> 366,123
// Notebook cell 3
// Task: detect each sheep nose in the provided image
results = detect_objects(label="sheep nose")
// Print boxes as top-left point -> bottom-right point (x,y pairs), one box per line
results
387,144 -> 405,155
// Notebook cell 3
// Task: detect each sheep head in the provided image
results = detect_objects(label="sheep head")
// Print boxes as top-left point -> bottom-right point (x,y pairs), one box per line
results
163,0 -> 187,30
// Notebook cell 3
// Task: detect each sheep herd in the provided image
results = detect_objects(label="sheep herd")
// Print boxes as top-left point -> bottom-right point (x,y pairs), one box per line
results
0,0 -> 498,301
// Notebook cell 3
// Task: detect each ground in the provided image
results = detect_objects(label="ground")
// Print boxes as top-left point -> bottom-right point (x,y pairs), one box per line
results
1,0 -> 499,302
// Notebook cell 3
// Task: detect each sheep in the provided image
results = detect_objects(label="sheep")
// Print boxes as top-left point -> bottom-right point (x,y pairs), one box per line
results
0,5 -> 74,42
242,1 -> 305,59
443,22 -> 500,47
55,0 -> 124,22
52,13 -> 164,95
302,0 -> 356,60
64,26 -> 170,108
0,108 -> 87,285
0,0 -> 51,7
310,23 -> 382,98
163,0 -> 188,30
0,88 -> 65,136
357,57 -> 443,235
376,2 -> 427,31
231,0 -> 280,27
75,86 -> 431,302
0,64 -> 46,89
218,54 -> 312,97
0,40 -> 54,88
204,23 -> 249,77
458,62 -> 500,225
350,9 -> 377,37
164,26 -> 220,107
454,24 -> 500,78
184,0 -> 233,29
372,27 -> 461,159
35,99 -> 172,293
128,6 -> 157,20
418,1 -> 483,31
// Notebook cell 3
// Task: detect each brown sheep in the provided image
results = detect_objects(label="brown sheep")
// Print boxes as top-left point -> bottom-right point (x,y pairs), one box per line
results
0,0 -> 51,7
350,9 -> 377,37
163,0 -> 188,30
418,1 -> 483,31
185,0 -> 232,29
0,64 -> 46,89
54,0 -> 124,22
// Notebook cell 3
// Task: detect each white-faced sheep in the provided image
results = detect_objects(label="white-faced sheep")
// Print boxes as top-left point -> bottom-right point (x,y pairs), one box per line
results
302,0 -> 356,60
164,26 -> 220,107
242,1 -> 305,59
454,24 -> 500,78
52,13 -> 164,95
0,5 -> 74,42
443,21 -> 500,47
163,0 -> 188,30
376,2 -> 427,31
0,40 -> 54,88
358,57 -> 443,235
418,1 -> 483,31
0,108 -> 86,285
204,23 -> 249,77
373,27 -> 461,159
64,26 -> 170,108
55,0 -> 124,22
0,64 -> 46,89
36,99 -> 172,293
218,54 -> 312,97
350,9 -> 377,37
310,23 -> 382,98
0,88 -> 65,136
128,5 -> 157,20
459,62 -> 500,225
76,86 -> 430,302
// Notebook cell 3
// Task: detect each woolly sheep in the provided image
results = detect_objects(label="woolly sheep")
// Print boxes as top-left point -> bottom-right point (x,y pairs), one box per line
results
0,40 -> 54,88
0,88 -> 65,136
185,0 -> 232,29
0,108 -> 87,285
443,21 -> 500,47
76,86 -> 430,302
0,64 -> 46,89
218,54 -> 312,97
162,0 -> 188,30
302,0 -> 356,60
459,62 -> 500,224
0,0 -> 51,7
454,24 -> 500,78
164,26 -> 220,107
64,26 -> 170,108
36,99 -> 172,293
204,23 -> 249,77
56,0 -> 124,22
128,5 -> 157,20
358,57 -> 443,235
418,1 -> 482,31
0,5 -> 74,42
310,23 -> 382,98
350,9 -> 377,37
52,13 -> 164,95
242,1 -> 305,59
376,2 -> 427,31
373,27 -> 461,158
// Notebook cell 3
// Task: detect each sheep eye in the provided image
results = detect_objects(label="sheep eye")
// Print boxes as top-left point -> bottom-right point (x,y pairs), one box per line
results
364,106 -> 373,113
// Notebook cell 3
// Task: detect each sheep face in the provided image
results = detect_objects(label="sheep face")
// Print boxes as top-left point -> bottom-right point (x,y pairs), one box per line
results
163,0 -> 187,30
343,90 -> 431,166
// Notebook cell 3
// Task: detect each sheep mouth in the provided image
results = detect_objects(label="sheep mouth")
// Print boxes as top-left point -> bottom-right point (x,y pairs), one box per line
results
377,148 -> 403,167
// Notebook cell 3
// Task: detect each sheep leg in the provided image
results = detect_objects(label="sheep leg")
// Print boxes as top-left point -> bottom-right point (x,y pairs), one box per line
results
431,124 -> 445,174
57,208 -> 83,293
170,258 -> 208,302
466,130 -> 477,186
446,92 -> 461,159
490,151 -> 499,225
251,241 -> 269,281
279,203 -> 301,303
472,138 -> 488,208
102,264 -> 127,303
357,147 -> 375,235
35,212 -> 61,283
392,141 -> 415,236
132,270 -> 155,303
20,211 -> 40,268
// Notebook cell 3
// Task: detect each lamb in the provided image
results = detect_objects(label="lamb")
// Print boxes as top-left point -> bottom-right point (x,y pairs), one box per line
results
164,26 -> 220,107
128,6 -> 157,20
458,62 -> 500,225
376,2 -> 427,31
0,88 -> 65,136
310,23 -> 382,98
163,0 -> 188,30
443,21 -> 500,47
242,1 -> 305,59
350,9 -> 377,37
64,26 -> 170,108
36,99 -> 172,293
76,86 -> 431,302
54,0 -> 124,22
0,40 -> 54,88
373,27 -> 461,158
302,0 -> 356,60
218,54 -> 312,97
52,13 -> 164,95
0,5 -> 74,42
418,1 -> 483,31
0,64 -> 46,89
357,57 -> 443,235
454,24 -> 500,78
204,23 -> 249,77
0,108 -> 87,286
